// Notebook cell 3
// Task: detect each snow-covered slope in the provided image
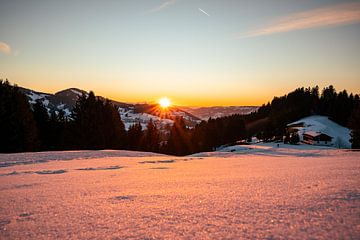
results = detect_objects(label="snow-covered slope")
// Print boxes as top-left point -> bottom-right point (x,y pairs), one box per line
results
197,142 -> 341,158
287,115 -> 351,148
119,107 -> 174,130
0,149 -> 359,239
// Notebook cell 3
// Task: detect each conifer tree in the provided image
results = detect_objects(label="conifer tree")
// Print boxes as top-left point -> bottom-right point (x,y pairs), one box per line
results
72,91 -> 126,149
0,80 -> 38,152
127,122 -> 143,150
349,105 -> 360,149
166,117 -> 190,155
32,100 -> 50,150
143,119 -> 160,152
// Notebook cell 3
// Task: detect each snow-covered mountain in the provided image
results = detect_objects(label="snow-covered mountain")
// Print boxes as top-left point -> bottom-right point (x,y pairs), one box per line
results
19,87 -> 87,116
19,87 -> 201,129
181,106 -> 259,120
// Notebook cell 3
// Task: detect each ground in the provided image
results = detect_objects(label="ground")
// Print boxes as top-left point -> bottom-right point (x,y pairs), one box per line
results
0,146 -> 359,239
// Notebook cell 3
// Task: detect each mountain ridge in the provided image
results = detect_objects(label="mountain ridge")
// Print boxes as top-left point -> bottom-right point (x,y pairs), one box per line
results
18,86 -> 261,129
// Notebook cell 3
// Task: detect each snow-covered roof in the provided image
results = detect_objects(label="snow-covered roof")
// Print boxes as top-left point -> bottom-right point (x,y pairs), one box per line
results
303,131 -> 332,138
303,131 -> 322,137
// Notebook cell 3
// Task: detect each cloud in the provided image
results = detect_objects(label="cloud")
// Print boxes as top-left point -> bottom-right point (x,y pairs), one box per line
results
147,0 -> 177,13
240,2 -> 360,38
0,41 -> 11,54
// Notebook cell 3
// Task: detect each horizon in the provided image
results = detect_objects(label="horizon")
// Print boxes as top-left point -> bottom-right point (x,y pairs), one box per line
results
1,0 -> 360,106
9,80 -> 360,107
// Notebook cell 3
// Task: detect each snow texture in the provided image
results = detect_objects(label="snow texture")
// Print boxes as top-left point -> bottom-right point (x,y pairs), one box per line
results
26,92 -> 49,104
0,148 -> 359,239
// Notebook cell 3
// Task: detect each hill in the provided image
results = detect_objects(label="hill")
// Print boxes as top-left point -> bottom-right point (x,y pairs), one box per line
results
18,87 -> 201,129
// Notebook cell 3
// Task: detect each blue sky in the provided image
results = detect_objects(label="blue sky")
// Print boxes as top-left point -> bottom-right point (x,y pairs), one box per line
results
0,0 -> 359,106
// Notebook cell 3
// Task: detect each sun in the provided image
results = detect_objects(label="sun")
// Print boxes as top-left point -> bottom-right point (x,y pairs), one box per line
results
159,97 -> 171,109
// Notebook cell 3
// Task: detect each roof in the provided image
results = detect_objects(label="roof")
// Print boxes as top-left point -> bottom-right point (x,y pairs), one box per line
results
303,131 -> 322,137
287,122 -> 305,128
303,131 -> 332,139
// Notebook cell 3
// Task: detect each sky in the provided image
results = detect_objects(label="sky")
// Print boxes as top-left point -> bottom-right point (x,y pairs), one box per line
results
0,0 -> 360,106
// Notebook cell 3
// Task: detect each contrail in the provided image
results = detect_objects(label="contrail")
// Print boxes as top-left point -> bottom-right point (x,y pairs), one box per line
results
198,8 -> 210,17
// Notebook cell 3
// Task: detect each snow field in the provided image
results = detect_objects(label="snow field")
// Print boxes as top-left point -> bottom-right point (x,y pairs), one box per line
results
0,149 -> 359,239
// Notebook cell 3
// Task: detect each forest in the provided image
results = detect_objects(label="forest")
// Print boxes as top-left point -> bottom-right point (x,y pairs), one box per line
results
1,80 -> 359,155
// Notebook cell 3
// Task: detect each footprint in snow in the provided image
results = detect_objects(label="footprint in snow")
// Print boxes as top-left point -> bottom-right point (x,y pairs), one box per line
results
17,212 -> 33,221
76,166 -> 123,171
112,195 -> 136,202
138,161 -> 157,164
157,160 -> 175,163
0,171 -> 20,177
139,160 -> 175,164
35,170 -> 67,175
0,219 -> 11,229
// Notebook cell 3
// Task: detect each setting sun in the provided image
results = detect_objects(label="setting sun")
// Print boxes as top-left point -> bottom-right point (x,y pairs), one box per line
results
159,97 -> 171,109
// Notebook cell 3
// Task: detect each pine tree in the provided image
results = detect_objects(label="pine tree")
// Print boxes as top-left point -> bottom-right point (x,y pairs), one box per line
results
48,109 -> 69,150
32,100 -> 50,150
143,119 -> 160,152
102,100 -> 126,149
71,91 -> 126,149
0,80 -> 38,152
166,117 -> 191,155
349,105 -> 360,149
127,122 -> 143,150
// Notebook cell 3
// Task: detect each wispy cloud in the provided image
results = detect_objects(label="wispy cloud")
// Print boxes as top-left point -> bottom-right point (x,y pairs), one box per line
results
240,2 -> 360,38
0,41 -> 11,54
147,0 -> 177,13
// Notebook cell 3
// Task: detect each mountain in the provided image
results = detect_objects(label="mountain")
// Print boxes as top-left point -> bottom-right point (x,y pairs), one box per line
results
181,106 -> 259,120
19,87 -> 82,116
19,87 -> 201,129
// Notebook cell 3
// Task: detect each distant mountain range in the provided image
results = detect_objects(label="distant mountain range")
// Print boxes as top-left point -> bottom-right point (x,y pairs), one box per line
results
181,106 -> 259,120
19,87 -> 259,129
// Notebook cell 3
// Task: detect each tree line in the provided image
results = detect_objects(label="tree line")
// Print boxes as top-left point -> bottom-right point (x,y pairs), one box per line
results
244,86 -> 360,144
1,80 -> 359,154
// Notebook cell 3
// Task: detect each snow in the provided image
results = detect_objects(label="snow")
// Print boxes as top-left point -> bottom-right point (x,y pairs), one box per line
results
55,104 -> 71,116
119,108 -> 173,130
303,131 -> 323,137
26,92 -> 49,104
197,142 -> 346,158
70,89 -> 83,96
0,150 -> 163,168
124,122 -> 148,131
63,108 -> 71,116
0,148 -> 359,239
287,115 -> 351,148
57,103 -> 65,110
42,99 -> 49,107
